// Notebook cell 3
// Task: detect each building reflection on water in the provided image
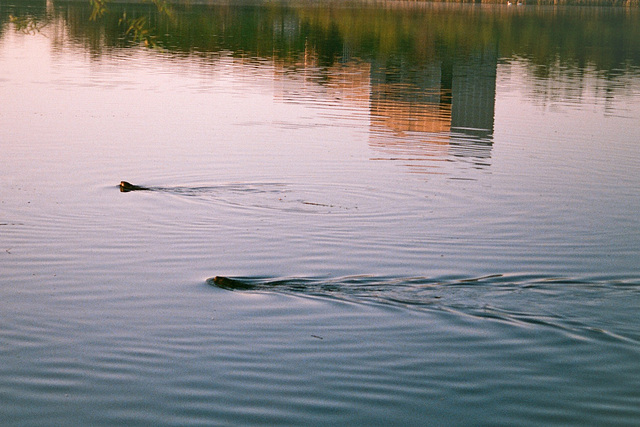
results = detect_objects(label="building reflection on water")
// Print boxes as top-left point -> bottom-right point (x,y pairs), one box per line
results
275,46 -> 497,172
369,49 -> 497,170
272,47 -> 497,173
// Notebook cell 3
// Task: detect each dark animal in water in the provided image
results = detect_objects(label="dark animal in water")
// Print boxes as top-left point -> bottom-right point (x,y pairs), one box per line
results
119,181 -> 150,192
207,276 -> 257,290
207,276 -> 325,292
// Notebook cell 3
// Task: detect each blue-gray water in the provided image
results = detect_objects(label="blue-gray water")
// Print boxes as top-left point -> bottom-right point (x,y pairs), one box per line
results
1,1 -> 639,425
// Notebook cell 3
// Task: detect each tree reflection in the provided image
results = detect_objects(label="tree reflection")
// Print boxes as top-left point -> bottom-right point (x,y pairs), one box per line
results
8,14 -> 48,34
89,0 -> 109,21
3,1 -> 638,71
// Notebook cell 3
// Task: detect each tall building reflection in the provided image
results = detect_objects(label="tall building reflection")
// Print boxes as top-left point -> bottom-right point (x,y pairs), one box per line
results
272,47 -> 498,171
369,48 -> 497,168
450,51 -> 497,140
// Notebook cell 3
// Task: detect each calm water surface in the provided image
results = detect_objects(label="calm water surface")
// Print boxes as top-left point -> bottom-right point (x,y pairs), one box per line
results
1,1 -> 640,425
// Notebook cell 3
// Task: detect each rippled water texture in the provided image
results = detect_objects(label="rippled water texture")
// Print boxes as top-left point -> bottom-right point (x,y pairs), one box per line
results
1,1 -> 640,425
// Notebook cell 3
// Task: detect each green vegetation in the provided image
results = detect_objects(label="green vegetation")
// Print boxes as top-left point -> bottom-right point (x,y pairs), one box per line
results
1,0 -> 638,74
88,0 -> 175,46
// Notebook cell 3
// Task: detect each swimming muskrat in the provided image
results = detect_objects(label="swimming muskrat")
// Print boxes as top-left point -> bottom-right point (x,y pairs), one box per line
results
119,181 -> 150,192
207,276 -> 257,290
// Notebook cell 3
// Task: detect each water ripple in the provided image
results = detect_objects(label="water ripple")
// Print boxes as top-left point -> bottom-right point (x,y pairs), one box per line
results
207,274 -> 640,345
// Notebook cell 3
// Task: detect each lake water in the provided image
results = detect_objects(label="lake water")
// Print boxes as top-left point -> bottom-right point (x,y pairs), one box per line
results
1,1 -> 640,425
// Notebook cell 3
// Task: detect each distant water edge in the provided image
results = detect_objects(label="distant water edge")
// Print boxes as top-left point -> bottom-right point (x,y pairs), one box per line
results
53,0 -> 640,6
